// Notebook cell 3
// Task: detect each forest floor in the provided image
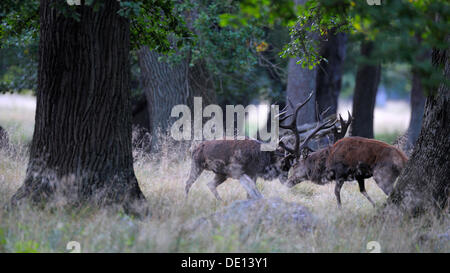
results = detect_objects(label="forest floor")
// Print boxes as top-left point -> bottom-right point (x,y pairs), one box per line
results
0,94 -> 448,253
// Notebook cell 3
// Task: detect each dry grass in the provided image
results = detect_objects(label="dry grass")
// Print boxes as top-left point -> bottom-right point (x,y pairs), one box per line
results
0,95 -> 448,253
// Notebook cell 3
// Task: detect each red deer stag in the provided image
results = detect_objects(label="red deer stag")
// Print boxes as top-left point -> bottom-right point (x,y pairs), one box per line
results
285,114 -> 408,208
184,93 -> 337,200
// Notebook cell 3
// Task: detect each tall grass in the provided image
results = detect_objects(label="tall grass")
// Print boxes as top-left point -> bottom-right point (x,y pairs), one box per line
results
0,133 -> 448,253
0,97 -> 448,253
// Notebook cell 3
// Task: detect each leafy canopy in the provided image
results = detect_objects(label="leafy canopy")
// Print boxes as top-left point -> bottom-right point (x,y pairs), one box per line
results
220,0 -> 450,94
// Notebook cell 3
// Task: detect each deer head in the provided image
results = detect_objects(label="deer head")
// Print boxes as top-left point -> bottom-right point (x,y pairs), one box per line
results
281,100 -> 352,188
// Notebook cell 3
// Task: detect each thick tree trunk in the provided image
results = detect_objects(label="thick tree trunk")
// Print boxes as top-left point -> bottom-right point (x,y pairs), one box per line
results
404,70 -> 426,151
351,42 -> 381,139
388,47 -> 449,215
316,32 -> 347,115
137,46 -> 215,149
11,1 -> 146,213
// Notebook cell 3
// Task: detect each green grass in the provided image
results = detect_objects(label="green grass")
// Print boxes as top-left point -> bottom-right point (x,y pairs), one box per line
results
375,132 -> 402,144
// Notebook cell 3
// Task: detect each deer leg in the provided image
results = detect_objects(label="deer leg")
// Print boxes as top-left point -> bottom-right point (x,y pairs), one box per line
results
334,179 -> 344,208
239,174 -> 263,199
185,164 -> 203,199
246,176 -> 258,199
373,166 -> 397,196
357,178 -> 375,207
207,174 -> 226,201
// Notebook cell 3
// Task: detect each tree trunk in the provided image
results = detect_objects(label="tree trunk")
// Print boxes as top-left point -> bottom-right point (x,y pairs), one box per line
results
132,94 -> 150,132
387,47 -> 449,215
131,94 -> 152,151
404,70 -> 426,151
351,41 -> 381,139
286,57 -> 317,126
316,32 -> 347,116
137,46 -> 215,149
286,0 -> 317,126
11,1 -> 146,213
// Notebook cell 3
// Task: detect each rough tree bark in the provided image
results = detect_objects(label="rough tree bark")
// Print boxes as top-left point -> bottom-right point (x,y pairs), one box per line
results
388,46 -> 449,215
138,46 -> 215,149
316,32 -> 347,115
11,1 -> 146,212
351,41 -> 381,139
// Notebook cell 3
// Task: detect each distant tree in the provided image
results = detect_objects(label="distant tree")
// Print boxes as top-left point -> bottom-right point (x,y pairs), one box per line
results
286,1 -> 346,128
403,46 -> 430,152
351,41 -> 381,138
286,30 -> 347,128
405,71 -> 425,146
285,0 -> 317,126
315,31 -> 347,116
139,0 -> 275,148
138,47 -> 215,149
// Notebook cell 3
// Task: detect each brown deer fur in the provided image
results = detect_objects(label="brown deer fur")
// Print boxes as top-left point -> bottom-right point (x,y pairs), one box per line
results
185,139 -> 291,200
287,136 -> 408,207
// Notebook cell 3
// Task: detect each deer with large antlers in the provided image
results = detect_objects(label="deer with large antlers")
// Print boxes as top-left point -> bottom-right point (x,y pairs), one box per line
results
184,93 -> 338,200
284,108 -> 408,208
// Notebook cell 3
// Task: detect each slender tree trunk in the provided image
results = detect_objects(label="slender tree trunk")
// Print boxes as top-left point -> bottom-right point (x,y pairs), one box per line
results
351,41 -> 381,138
138,46 -> 215,149
286,57 -> 317,126
11,1 -> 146,213
316,32 -> 347,115
405,70 -> 426,151
388,47 -> 449,215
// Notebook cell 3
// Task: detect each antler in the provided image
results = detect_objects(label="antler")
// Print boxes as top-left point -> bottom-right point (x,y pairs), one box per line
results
277,92 -> 313,157
298,114 -> 337,154
332,111 -> 352,141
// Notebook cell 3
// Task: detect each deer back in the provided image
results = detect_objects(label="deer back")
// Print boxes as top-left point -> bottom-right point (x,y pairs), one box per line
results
326,136 -> 408,173
193,139 -> 275,178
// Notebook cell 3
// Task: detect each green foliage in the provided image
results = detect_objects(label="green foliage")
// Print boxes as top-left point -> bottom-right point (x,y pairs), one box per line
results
0,0 -> 191,53
218,0 -> 297,27
281,0 -> 352,69
284,0 -> 449,93
0,39 -> 38,93
0,0 -> 191,93
162,0 -> 288,106
123,0 -> 191,52
176,0 -> 265,75
0,1 -> 39,43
